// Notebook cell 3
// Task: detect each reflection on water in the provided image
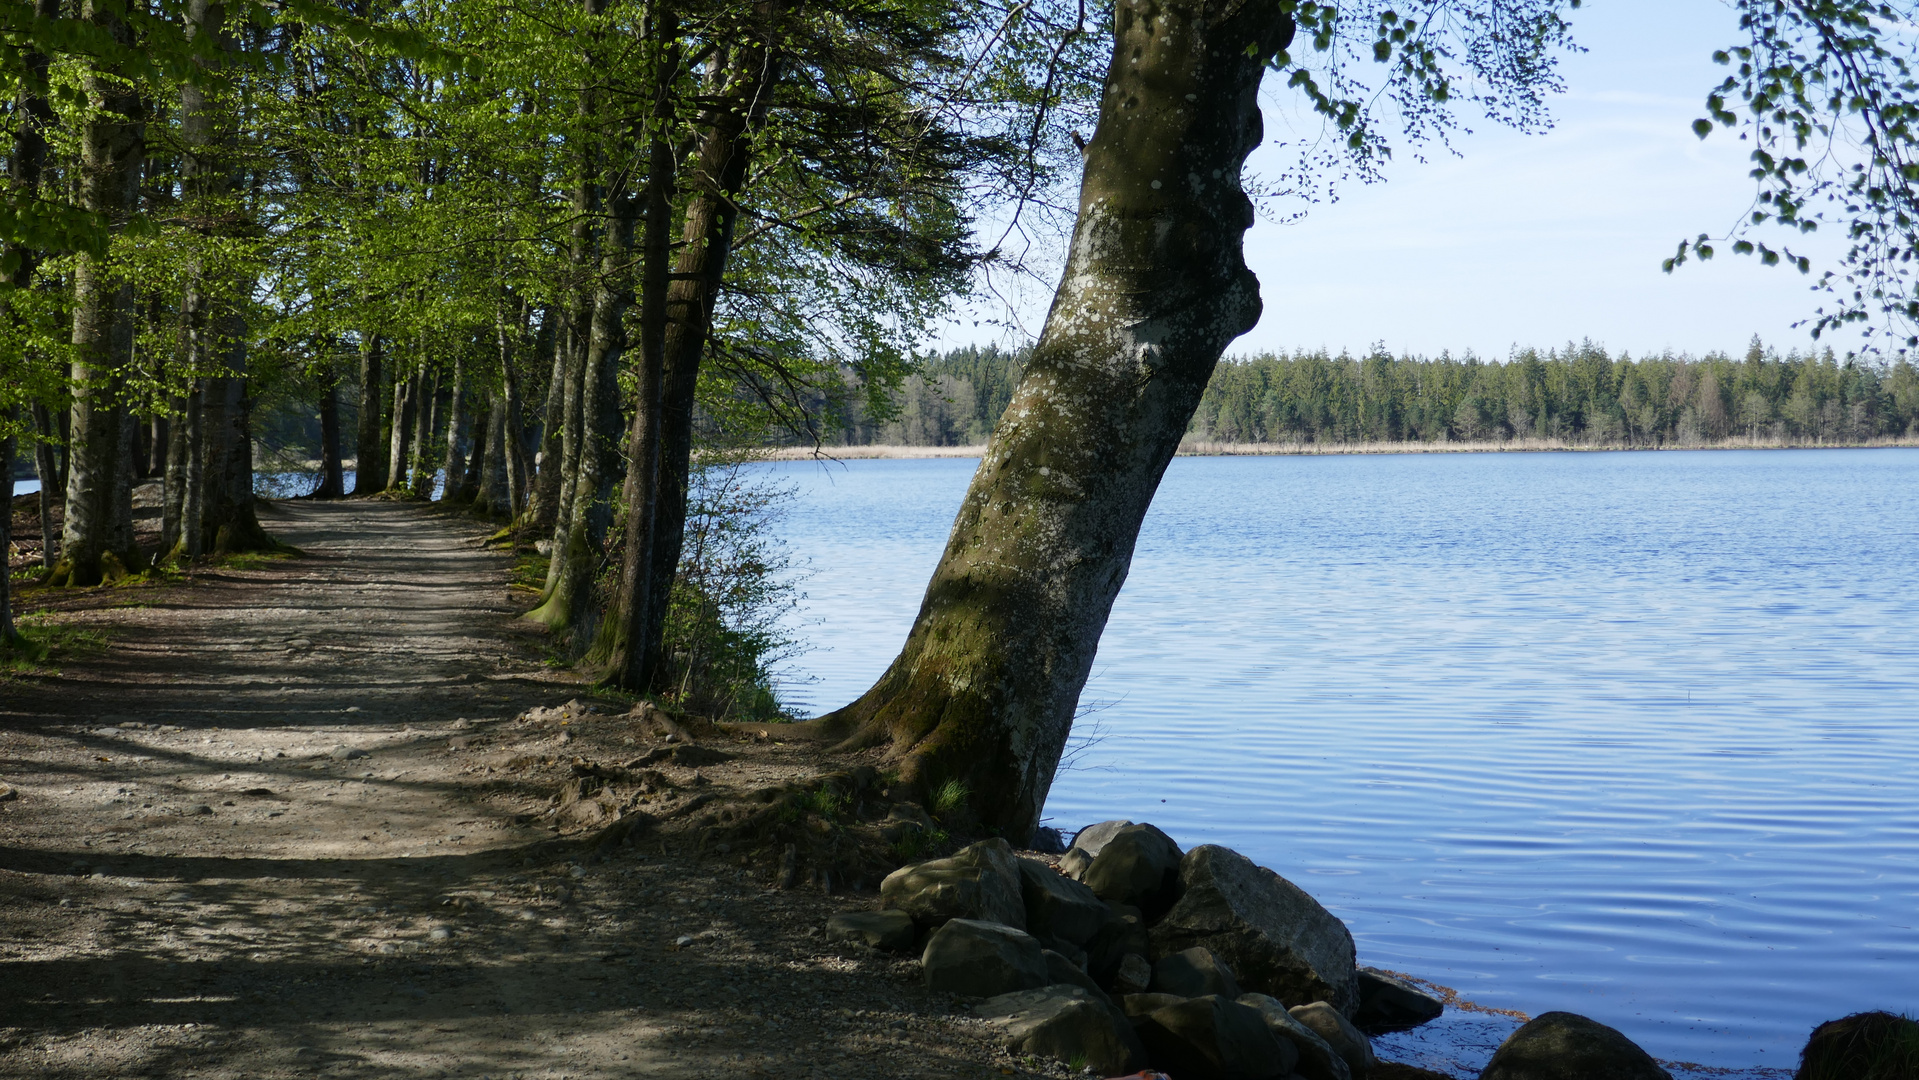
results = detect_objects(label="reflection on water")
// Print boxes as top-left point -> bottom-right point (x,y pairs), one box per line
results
767,449 -> 1919,1078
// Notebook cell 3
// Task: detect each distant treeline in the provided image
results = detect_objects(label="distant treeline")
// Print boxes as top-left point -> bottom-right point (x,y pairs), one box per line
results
826,345 -> 1028,446
821,341 -> 1919,448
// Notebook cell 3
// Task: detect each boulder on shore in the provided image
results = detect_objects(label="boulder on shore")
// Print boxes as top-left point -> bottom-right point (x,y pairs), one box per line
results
824,909 -> 916,952
1082,823 -> 1183,920
881,837 -> 1025,930
1042,949 -> 1108,1000
1059,819 -> 1134,880
920,918 -> 1049,997
1290,1001 -> 1377,1078
1084,908 -> 1151,985
1149,844 -> 1359,1015
1018,858 -> 1109,945
1355,967 -> 1445,1032
1152,946 -> 1243,999
1479,1012 -> 1672,1080
1239,994 -> 1351,1080
975,985 -> 1146,1076
1135,994 -> 1293,1080
1115,953 -> 1154,994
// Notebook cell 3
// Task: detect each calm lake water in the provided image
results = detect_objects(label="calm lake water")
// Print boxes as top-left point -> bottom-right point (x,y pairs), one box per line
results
764,448 -> 1919,1079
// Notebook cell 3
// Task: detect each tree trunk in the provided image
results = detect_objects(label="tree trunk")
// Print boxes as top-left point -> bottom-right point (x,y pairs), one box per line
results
812,0 -> 1295,839
597,10 -> 679,687
32,404 -> 58,569
478,396 -> 510,515
352,335 -> 387,493
498,299 -> 533,516
409,358 -> 441,498
524,318 -> 569,530
386,363 -> 416,492
461,400 -> 490,501
199,338 -> 271,554
5,0 -> 57,589
640,17 -> 786,688
148,416 -> 168,477
181,0 -> 271,556
161,391 -> 191,555
527,191 -> 635,634
316,375 -> 345,497
1,413 -> 18,645
53,0 -> 146,587
440,354 -> 468,501
181,383 -> 206,559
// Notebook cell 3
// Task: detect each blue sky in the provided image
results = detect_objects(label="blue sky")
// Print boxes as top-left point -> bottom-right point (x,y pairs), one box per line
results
947,1 -> 1867,360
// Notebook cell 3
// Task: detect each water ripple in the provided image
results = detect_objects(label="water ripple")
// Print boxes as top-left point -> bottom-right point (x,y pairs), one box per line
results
766,449 -> 1919,1076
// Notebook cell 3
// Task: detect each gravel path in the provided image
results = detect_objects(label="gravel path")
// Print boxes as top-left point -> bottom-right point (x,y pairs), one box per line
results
0,500 -> 1044,1080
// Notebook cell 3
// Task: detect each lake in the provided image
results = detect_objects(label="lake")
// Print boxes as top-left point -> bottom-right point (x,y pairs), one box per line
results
761,448 -> 1919,1079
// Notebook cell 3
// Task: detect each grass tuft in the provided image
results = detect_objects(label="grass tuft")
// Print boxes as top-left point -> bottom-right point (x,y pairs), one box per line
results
930,779 -> 970,819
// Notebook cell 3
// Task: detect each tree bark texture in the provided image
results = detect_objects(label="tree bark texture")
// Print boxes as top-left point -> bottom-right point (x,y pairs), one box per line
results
353,335 -> 387,493
55,0 -> 146,586
640,15 -> 787,686
815,0 -> 1294,838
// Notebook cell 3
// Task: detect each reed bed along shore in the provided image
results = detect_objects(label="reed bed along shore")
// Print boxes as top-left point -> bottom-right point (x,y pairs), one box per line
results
765,435 -> 1919,461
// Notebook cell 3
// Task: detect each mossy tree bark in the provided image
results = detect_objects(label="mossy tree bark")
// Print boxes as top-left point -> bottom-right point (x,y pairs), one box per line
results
814,0 -> 1294,838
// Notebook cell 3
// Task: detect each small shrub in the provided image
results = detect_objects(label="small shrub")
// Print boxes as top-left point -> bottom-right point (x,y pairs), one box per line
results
653,459 -> 804,723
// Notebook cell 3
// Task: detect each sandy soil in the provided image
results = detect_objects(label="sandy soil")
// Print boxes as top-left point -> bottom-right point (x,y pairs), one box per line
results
0,499 -> 1071,1080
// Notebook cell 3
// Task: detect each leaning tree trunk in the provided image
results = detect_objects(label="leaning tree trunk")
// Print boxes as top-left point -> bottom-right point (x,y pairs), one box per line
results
55,0 -> 146,588
812,0 -> 1295,838
352,334 -> 386,493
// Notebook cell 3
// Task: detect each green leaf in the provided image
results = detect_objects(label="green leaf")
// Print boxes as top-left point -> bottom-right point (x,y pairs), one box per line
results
1692,118 -> 1713,138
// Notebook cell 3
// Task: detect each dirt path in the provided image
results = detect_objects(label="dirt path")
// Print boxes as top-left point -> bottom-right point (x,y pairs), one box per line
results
0,500 -> 1042,1080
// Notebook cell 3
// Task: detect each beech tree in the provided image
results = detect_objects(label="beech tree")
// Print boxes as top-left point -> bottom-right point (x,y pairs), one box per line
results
810,0 -> 1919,837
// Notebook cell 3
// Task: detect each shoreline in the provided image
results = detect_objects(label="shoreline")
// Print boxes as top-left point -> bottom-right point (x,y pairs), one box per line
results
762,436 -> 1919,460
